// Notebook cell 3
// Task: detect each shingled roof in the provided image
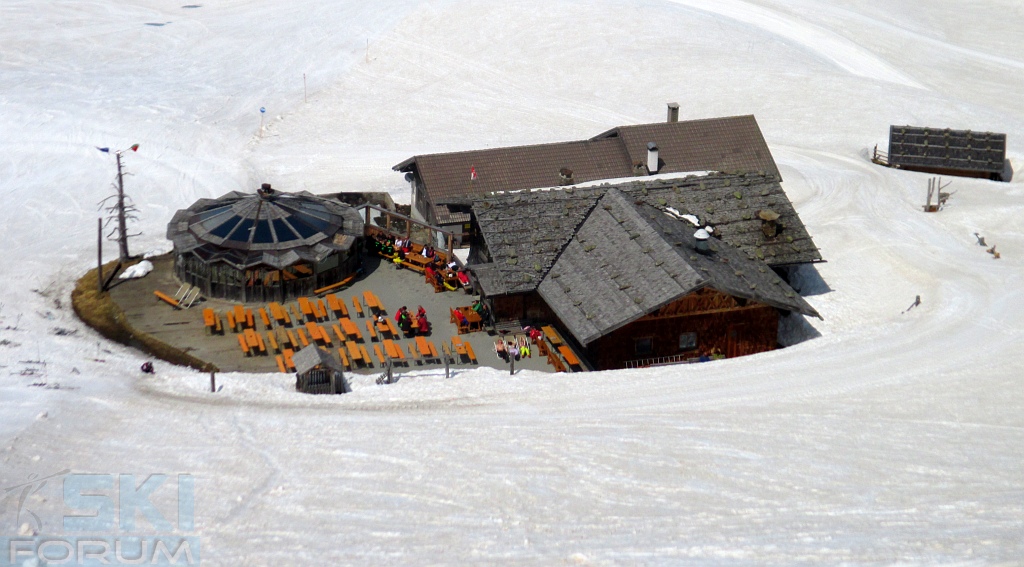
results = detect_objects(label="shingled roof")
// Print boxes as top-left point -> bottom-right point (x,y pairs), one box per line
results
535,190 -> 818,345
471,171 -> 820,295
395,115 -> 779,225
888,125 -> 1007,175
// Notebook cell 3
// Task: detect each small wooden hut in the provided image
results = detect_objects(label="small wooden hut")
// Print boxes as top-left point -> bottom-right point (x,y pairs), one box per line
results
293,345 -> 350,395
885,125 -> 1008,181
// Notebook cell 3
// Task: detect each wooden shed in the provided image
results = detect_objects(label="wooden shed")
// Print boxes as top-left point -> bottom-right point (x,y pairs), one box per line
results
886,125 -> 1008,181
293,345 -> 350,395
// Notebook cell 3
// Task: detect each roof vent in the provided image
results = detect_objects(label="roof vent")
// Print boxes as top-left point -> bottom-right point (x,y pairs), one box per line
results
694,228 -> 710,253
667,102 -> 679,123
559,167 -> 575,186
257,183 -> 275,199
758,209 -> 780,238
647,142 -> 659,174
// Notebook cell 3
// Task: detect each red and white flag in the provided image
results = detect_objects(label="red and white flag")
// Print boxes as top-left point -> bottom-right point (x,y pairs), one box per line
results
470,165 -> 477,181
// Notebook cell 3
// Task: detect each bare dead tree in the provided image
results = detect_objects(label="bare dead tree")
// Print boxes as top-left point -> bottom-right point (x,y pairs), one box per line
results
97,150 -> 142,262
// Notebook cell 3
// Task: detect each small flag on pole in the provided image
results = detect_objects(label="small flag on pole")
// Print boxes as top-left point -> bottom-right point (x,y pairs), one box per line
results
129,144 -> 140,152
470,165 -> 477,181
96,147 -> 110,153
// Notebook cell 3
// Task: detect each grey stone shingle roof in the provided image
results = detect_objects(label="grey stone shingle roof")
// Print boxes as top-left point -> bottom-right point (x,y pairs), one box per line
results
534,190 -> 818,345
472,171 -> 821,295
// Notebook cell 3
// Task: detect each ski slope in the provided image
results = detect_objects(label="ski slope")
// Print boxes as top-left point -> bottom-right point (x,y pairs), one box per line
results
1,0 -> 1023,564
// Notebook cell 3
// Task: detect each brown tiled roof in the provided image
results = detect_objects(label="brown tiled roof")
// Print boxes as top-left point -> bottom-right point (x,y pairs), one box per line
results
593,115 -> 779,178
395,115 -> 779,224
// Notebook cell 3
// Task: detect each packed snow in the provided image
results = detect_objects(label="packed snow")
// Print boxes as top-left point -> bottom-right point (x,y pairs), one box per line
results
1,0 -> 1023,564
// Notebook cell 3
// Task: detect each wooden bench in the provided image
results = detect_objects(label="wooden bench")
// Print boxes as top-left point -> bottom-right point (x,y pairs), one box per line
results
289,304 -> 303,325
297,328 -> 310,348
542,325 -> 563,346
339,318 -> 363,342
298,297 -> 314,320
237,334 -> 251,356
365,320 -> 377,342
285,329 -> 298,350
256,332 -> 266,354
214,313 -> 223,334
304,322 -> 321,342
337,348 -> 351,370
464,342 -> 478,364
266,330 -> 280,353
558,345 -> 581,368
362,291 -> 379,312
451,336 -> 468,357
153,290 -> 180,308
332,324 -> 346,345
373,344 -> 387,366
314,273 -> 356,295
351,296 -> 364,318
315,299 -> 328,321
269,302 -> 288,326
316,323 -> 332,346
407,343 -> 420,364
275,355 -> 287,373
326,293 -> 349,318
226,310 -> 237,332
245,308 -> 255,329
415,336 -> 433,359
258,307 -> 271,328
283,349 -> 296,371
441,342 -> 453,362
359,344 -> 372,367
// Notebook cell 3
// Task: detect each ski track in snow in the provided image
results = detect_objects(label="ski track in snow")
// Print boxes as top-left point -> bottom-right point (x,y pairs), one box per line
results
1,1 -> 1024,564
664,0 -> 928,90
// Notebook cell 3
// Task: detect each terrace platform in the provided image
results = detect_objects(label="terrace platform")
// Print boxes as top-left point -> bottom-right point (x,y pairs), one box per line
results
109,253 -> 556,375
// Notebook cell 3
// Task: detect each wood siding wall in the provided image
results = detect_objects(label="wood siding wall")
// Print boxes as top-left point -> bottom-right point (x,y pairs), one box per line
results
586,288 -> 779,370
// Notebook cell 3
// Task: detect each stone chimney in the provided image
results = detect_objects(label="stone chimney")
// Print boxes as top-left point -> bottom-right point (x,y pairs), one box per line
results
667,102 -> 679,123
758,209 -> 781,238
647,142 -> 659,174
258,183 -> 275,198
558,167 -> 575,186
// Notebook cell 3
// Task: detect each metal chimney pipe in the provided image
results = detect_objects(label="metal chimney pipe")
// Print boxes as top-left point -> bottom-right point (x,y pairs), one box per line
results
667,102 -> 679,123
694,228 -> 710,253
647,142 -> 659,174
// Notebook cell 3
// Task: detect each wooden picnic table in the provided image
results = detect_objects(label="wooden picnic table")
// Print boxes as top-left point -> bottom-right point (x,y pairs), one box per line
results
383,339 -> 401,360
405,254 -> 431,268
377,320 -> 391,338
268,302 -> 288,325
202,308 -> 216,330
346,340 -> 362,364
415,336 -> 432,358
558,345 -> 580,367
244,328 -> 259,349
298,297 -> 314,318
326,293 -> 348,317
304,322 -> 321,342
542,325 -> 563,346
451,336 -> 468,356
233,305 -> 245,329
339,318 -> 361,341
362,290 -> 379,311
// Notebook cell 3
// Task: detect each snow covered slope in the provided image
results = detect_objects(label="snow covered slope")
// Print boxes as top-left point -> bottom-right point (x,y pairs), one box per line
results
1,0 -> 1023,564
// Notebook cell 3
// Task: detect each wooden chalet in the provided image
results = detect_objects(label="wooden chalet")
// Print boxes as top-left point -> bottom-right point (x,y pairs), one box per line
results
393,111 -> 781,242
467,182 -> 821,370
293,345 -> 350,394
884,125 -> 1008,181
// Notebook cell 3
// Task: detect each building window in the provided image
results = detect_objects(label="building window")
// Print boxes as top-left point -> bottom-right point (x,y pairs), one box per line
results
679,332 -> 697,351
635,337 -> 653,356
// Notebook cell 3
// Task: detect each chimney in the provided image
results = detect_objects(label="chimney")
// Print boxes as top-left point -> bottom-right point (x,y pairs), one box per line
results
647,142 -> 659,174
258,183 -> 274,198
694,228 -> 710,253
558,167 -> 575,186
667,102 -> 679,123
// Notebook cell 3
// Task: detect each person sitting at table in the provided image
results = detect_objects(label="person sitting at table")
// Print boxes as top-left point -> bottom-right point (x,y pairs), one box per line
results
416,305 -> 426,319
401,316 -> 414,336
395,306 -> 407,324
383,240 -> 395,257
454,308 -> 469,327
417,315 -> 429,335
471,299 -> 484,314
446,260 -> 458,270
432,270 -> 445,287
423,245 -> 434,259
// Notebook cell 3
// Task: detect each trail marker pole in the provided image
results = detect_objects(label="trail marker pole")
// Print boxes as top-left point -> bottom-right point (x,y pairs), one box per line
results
97,218 -> 103,290
210,371 -> 216,393
259,106 -> 266,138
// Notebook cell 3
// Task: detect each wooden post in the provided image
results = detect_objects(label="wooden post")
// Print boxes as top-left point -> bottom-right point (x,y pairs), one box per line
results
509,351 -> 515,376
444,356 -> 450,379
97,217 -> 104,290
386,359 -> 393,384
210,371 -> 216,393
447,233 -> 453,260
